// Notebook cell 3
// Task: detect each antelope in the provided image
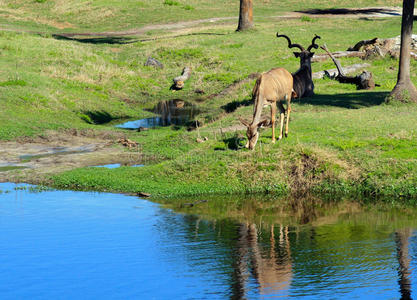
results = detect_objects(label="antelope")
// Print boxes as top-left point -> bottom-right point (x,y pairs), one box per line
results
240,68 -> 296,150
276,33 -> 321,98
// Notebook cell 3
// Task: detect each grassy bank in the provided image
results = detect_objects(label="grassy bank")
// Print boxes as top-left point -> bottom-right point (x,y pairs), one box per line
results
1,1 -> 416,200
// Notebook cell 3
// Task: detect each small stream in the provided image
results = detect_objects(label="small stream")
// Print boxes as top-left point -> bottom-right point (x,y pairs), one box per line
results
1,183 -> 417,299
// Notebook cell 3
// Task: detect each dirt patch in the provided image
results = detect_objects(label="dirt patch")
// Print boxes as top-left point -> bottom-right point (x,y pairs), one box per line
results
0,129 -> 143,184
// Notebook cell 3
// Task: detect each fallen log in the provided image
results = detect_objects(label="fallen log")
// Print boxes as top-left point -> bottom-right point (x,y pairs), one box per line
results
312,51 -> 365,62
171,67 -> 192,90
312,63 -> 370,79
318,44 -> 377,90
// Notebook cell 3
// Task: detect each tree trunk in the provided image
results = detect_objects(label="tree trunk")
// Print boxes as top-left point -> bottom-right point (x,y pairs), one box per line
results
237,0 -> 253,31
388,0 -> 417,103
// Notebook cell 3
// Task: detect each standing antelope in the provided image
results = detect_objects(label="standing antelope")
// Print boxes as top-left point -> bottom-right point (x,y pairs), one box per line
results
240,68 -> 296,150
276,33 -> 321,98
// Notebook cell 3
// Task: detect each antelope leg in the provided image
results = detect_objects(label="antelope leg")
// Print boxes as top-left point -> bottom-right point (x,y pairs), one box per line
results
278,102 -> 285,140
285,95 -> 291,137
271,102 -> 277,143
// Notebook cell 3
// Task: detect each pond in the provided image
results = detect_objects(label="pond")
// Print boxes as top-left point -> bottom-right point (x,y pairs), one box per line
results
0,182 -> 416,299
116,99 -> 200,130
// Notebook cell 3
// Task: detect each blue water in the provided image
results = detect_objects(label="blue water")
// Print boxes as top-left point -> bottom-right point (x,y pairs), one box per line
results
92,164 -> 144,169
0,182 -> 416,299
115,117 -> 165,129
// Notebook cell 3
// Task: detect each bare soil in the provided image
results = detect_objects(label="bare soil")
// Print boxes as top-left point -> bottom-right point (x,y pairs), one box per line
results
0,129 -> 143,183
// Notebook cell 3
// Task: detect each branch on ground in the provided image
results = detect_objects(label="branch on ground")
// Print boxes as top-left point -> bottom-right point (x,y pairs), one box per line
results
319,44 -> 377,90
347,37 -> 379,51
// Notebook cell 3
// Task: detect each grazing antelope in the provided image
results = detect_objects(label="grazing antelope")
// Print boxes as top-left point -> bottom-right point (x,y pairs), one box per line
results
240,68 -> 296,150
276,33 -> 321,98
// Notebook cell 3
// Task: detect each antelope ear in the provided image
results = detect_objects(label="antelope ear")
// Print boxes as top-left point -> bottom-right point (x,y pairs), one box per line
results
239,117 -> 250,127
309,52 -> 314,57
291,90 -> 298,99
293,52 -> 301,58
257,119 -> 269,128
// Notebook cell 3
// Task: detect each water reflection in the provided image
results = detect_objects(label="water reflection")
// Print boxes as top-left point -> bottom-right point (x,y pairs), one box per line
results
233,224 -> 292,297
396,228 -> 413,300
116,99 -> 200,130
168,196 -> 417,299
1,184 -> 416,299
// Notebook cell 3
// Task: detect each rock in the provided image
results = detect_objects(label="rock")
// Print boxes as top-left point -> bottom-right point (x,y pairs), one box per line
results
137,127 -> 149,132
137,192 -> 151,198
144,57 -> 164,69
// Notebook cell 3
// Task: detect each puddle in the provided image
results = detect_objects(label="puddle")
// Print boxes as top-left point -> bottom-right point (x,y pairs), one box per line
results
19,145 -> 96,162
92,163 -> 144,168
116,99 -> 200,130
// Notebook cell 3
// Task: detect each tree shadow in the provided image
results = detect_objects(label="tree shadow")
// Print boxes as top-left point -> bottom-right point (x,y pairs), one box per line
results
297,8 -> 400,16
221,98 -> 253,113
52,32 -> 226,45
223,135 -> 246,150
295,91 -> 388,109
53,35 -> 139,44
82,111 -> 125,124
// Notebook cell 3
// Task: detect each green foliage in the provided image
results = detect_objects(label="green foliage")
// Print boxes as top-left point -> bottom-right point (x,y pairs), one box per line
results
156,47 -> 204,60
78,113 -> 93,124
301,16 -> 317,22
204,73 -> 235,84
0,79 -> 27,87
220,43 -> 244,49
163,0 -> 180,6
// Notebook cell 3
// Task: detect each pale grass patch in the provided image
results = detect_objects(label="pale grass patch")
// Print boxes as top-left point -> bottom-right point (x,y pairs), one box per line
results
52,0 -> 93,15
0,7 -> 74,29
52,0 -> 114,23
42,56 -> 137,86
389,129 -> 414,140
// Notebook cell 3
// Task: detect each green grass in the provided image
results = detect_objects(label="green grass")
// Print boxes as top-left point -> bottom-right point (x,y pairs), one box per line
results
0,0 -> 403,32
1,1 -> 417,201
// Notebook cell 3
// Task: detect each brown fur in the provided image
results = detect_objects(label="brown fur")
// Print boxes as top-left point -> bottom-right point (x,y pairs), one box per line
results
240,68 -> 295,150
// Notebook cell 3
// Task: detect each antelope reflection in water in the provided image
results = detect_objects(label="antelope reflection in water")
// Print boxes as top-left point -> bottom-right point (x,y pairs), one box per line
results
232,223 -> 292,297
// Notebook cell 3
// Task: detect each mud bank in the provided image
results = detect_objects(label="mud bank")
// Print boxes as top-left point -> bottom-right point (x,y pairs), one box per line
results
0,129 -> 142,183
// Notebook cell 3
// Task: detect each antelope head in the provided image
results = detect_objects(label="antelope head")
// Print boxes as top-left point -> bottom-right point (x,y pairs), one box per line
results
239,118 -> 269,150
276,33 -> 321,68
